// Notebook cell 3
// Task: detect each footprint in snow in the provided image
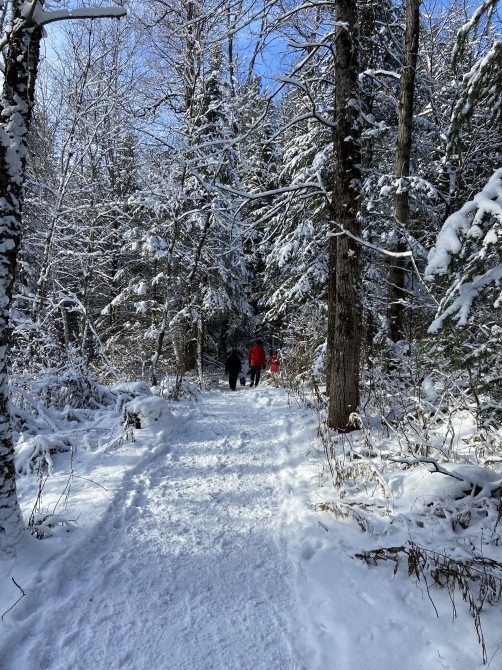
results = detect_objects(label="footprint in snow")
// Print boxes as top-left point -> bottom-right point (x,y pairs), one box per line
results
301,542 -> 320,561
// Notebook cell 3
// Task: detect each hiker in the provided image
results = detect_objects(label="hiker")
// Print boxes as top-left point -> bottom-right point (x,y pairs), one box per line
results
269,352 -> 279,374
248,340 -> 266,387
225,350 -> 242,390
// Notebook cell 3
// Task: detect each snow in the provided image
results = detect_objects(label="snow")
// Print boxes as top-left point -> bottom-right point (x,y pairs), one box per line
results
123,395 -> 178,433
428,263 -> 502,332
112,381 -> 152,397
33,6 -> 127,26
1,385 -> 500,669
425,168 -> 502,279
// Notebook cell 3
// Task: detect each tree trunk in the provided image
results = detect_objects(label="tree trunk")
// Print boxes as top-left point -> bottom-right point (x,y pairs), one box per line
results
196,314 -> 204,387
327,0 -> 362,431
388,0 -> 420,342
0,2 -> 43,556
151,168 -> 185,386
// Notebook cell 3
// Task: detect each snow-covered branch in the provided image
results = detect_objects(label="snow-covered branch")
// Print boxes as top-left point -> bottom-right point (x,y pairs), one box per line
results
35,5 -> 127,26
425,168 -> 502,279
328,228 -> 413,259
359,69 -> 401,82
452,0 -> 498,66
0,2 -> 126,52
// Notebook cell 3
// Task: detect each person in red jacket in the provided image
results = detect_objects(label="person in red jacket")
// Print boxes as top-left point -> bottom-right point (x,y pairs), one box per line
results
248,339 -> 266,387
269,352 -> 279,374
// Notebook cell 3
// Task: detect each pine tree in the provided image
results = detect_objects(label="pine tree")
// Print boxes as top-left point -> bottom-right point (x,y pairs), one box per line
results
425,169 -> 502,424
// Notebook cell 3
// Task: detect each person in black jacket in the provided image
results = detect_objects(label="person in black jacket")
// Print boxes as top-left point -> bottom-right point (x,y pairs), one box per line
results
225,350 -> 242,390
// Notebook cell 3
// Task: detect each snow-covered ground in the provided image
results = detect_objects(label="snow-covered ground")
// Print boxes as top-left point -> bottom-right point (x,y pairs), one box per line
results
1,384 -> 500,669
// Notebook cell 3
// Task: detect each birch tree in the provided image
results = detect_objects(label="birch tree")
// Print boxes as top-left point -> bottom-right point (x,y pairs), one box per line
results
0,0 -> 125,557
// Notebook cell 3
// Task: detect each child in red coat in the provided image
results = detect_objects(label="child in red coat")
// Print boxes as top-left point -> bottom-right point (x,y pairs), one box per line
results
269,352 -> 279,374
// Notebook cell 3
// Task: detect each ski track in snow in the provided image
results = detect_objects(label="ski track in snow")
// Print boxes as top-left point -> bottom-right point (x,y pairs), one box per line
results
2,387 -> 310,670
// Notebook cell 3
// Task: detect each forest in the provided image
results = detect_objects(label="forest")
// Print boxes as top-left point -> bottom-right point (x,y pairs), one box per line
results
0,0 -> 502,664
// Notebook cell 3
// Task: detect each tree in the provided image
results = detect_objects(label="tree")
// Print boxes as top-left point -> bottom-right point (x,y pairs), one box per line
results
419,0 -> 502,425
388,0 -> 420,342
260,79 -> 331,373
326,0 -> 362,430
129,1 -> 260,383
0,0 -> 125,557
13,20 -> 140,380
425,169 -> 502,424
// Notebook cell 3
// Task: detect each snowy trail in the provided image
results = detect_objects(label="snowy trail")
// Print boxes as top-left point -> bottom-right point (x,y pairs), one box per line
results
2,387 -> 310,670
2,385 -> 493,670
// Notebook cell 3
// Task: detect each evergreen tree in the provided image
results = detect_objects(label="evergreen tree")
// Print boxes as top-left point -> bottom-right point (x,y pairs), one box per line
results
425,169 -> 502,424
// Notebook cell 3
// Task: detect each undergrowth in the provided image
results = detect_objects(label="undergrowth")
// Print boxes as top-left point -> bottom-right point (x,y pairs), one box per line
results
356,542 -> 502,664
13,371 -> 191,542
313,354 -> 502,664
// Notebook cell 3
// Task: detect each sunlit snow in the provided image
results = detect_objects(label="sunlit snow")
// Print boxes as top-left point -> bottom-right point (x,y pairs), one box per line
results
0,384 -> 498,669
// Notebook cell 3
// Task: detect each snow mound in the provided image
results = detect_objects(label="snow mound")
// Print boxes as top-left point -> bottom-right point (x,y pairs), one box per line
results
397,463 -> 501,508
113,381 -> 152,397
124,396 -> 179,433
16,433 -> 72,475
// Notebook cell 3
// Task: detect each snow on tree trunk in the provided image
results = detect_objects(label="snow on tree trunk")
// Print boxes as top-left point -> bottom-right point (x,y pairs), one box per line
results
327,0 -> 362,431
0,2 -> 43,556
388,0 -> 420,342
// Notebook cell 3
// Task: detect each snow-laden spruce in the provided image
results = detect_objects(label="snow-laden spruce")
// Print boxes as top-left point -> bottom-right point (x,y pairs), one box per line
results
425,168 -> 502,330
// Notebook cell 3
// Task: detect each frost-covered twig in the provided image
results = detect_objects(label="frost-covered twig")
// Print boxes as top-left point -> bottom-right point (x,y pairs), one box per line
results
1,578 -> 26,621
389,456 -> 464,480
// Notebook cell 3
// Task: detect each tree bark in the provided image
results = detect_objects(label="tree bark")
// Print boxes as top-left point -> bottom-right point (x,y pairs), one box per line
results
327,0 -> 362,431
0,2 -> 43,557
388,0 -> 420,342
